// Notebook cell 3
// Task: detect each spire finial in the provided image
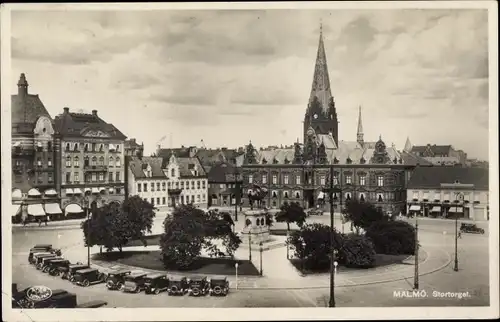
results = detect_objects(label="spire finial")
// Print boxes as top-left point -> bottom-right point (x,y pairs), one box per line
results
379,134 -> 382,141
320,20 -> 323,36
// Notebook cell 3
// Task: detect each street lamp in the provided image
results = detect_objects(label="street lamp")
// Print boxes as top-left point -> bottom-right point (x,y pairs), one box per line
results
286,230 -> 290,260
454,191 -> 464,272
301,240 -> 306,276
234,262 -> 239,289
248,233 -> 252,261
83,190 -> 91,267
259,242 -> 263,276
413,203 -> 421,290
234,166 -> 239,222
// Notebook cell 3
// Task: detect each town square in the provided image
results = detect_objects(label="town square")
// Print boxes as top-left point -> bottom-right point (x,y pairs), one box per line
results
2,3 -> 497,319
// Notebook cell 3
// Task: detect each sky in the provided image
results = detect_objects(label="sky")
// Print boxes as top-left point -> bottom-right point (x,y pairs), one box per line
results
10,8 -> 490,160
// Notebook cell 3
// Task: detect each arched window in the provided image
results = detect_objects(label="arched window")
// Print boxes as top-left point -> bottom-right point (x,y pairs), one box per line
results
109,156 -> 114,167
99,144 -> 104,152
346,192 -> 352,201
378,194 -> 383,202
171,168 -> 176,177
66,156 -> 71,167
272,191 -> 277,198
295,191 -> 301,199
99,156 -> 104,166
74,143 -> 79,151
74,156 -> 79,167
65,143 -> 70,151
360,193 -> 365,202
284,191 -> 289,199
91,156 -> 97,166
115,157 -> 121,167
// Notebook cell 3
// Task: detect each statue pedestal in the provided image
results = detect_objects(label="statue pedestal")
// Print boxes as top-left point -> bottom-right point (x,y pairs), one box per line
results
240,210 -> 272,245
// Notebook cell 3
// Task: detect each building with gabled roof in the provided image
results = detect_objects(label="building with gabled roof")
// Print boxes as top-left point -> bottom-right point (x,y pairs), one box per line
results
239,24 -> 414,215
409,143 -> 468,166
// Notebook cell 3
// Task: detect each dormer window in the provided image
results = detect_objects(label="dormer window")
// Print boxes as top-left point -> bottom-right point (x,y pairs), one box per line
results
284,158 -> 290,164
333,157 -> 339,164
262,158 -> 267,164
273,158 -> 279,164
171,168 -> 176,177
346,157 -> 352,164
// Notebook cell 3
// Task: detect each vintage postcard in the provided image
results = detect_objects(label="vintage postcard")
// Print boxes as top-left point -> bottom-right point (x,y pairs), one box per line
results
1,1 -> 498,321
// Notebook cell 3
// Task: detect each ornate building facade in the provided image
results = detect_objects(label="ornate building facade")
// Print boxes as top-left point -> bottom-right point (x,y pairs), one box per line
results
11,73 -> 61,221
54,107 -> 127,215
239,25 -> 415,215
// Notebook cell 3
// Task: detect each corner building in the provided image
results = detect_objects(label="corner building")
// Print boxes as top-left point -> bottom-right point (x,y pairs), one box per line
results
240,25 -> 415,215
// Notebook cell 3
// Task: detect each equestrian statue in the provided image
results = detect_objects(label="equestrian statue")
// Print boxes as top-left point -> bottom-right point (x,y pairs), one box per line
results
247,184 -> 268,210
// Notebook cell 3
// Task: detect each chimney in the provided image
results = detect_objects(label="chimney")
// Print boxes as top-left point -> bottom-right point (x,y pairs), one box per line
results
63,107 -> 69,113
17,73 -> 29,96
92,110 -> 98,116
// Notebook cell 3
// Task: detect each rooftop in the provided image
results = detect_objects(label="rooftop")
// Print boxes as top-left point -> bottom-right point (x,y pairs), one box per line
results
408,166 -> 489,190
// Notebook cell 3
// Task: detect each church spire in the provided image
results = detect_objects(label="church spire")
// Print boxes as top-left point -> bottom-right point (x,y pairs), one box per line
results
308,22 -> 333,115
404,136 -> 413,153
357,105 -> 364,146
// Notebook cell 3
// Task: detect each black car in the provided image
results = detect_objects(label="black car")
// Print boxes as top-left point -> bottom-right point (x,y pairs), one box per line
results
187,276 -> 209,297
31,252 -> 56,266
460,223 -> 485,234
47,259 -> 71,276
144,273 -> 170,295
40,256 -> 65,272
209,277 -> 230,296
60,264 -> 89,281
122,273 -> 148,293
28,245 -> 62,263
167,277 -> 188,296
105,269 -> 131,291
72,268 -> 106,287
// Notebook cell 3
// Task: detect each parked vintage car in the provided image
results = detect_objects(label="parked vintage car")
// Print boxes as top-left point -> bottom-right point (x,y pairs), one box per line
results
460,223 -> 485,234
40,256 -> 65,272
76,300 -> 108,308
122,272 -> 148,293
60,264 -> 89,281
306,208 -> 323,217
31,252 -> 56,266
187,276 -> 210,297
47,259 -> 71,276
28,245 -> 62,263
144,273 -> 170,295
209,277 -> 230,296
105,269 -> 131,291
72,268 -> 106,287
167,277 -> 188,296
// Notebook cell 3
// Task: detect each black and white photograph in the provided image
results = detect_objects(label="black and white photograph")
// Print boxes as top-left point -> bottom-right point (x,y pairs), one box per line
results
1,1 -> 498,321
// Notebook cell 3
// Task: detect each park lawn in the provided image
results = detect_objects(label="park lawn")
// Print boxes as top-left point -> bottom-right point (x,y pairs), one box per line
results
93,250 -> 260,276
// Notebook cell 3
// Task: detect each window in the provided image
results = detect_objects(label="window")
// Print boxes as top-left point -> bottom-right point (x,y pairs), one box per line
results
84,143 -> 89,152
47,158 -> 52,167
48,173 -> 53,183
47,142 -> 52,151
295,191 -> 301,199
359,193 -> 365,202
346,192 -> 352,201
168,182 -> 172,188
151,182 -> 155,192
99,156 -> 104,166
91,156 -> 97,166
202,194 -> 206,202
116,171 -> 120,181
378,193 -> 384,202
202,181 -> 206,189
84,156 -> 89,167
284,191 -> 289,198
191,195 -> 195,203
346,175 -> 352,184
72,156 -> 79,168
109,157 -> 114,167
138,183 -> 142,192
143,183 -> 148,192
474,193 -> 480,203
157,182 -> 160,191
157,197 -> 160,205
359,175 -> 366,186
116,144 -> 120,152
272,175 -> 278,184
115,188 -> 121,194
197,195 -> 200,202
92,173 -> 97,182
162,182 -> 166,191
171,168 -> 176,177
191,181 -> 195,189
284,175 -> 289,185
180,181 -> 185,189
320,176 -> 325,185
109,172 -> 113,182
65,143 -> 70,151
99,173 -> 104,182
443,192 -> 450,201
37,175 -> 44,184
262,174 -> 267,184
333,175 -> 339,185
66,156 -> 72,167
74,172 -> 79,182
162,197 -> 166,205
35,157 -> 42,167
272,191 -> 278,198
151,198 -> 154,205
73,143 -> 78,151
66,172 -> 71,183
197,180 -> 201,189
295,175 -> 301,185
115,157 -> 121,167
99,144 -> 104,152
377,176 -> 384,187
249,175 -> 253,184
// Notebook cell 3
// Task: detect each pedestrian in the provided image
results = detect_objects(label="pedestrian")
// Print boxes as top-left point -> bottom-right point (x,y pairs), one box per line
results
458,231 -> 462,239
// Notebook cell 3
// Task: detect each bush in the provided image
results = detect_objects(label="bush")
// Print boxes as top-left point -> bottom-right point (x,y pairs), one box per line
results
344,199 -> 389,231
340,234 -> 376,268
365,220 -> 416,255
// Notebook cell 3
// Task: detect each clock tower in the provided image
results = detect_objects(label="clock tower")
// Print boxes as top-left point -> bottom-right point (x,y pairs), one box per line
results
303,23 -> 339,146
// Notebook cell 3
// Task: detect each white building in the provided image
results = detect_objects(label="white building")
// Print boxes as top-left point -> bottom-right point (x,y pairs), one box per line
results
407,166 -> 489,221
127,154 -> 208,210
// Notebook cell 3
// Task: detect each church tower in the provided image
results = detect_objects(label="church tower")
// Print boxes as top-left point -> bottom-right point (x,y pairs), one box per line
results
356,106 -> 364,146
304,23 -> 339,146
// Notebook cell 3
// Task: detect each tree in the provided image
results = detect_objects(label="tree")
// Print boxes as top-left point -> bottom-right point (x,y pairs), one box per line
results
341,234 -> 376,268
344,200 -> 389,232
81,196 -> 156,252
159,205 -> 242,270
365,220 -> 416,255
275,202 -> 307,232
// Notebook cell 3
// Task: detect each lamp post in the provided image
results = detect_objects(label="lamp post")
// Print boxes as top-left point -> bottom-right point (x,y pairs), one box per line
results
454,191 -> 464,272
234,166 -> 239,222
286,230 -> 290,260
248,233 -> 252,261
301,240 -> 306,276
234,263 -> 239,289
83,190 -> 91,267
259,242 -> 263,276
414,204 -> 420,290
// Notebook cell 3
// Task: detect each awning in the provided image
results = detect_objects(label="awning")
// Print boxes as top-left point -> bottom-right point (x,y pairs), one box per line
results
13,141 -> 21,147
84,188 -> 91,194
65,188 -> 74,195
28,204 -> 46,217
37,142 -> 43,148
44,189 -> 57,197
27,188 -> 41,197
73,188 -> 82,195
91,188 -> 100,194
317,191 -> 325,199
108,188 -> 114,193
12,189 -> 22,199
44,203 -> 62,215
409,205 -> 421,211
430,206 -> 441,213
448,207 -> 463,213
12,203 -> 21,217
65,204 -> 84,214
100,187 -> 107,193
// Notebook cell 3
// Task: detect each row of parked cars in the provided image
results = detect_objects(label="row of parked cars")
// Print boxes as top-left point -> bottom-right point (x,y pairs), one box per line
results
28,244 -> 231,298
